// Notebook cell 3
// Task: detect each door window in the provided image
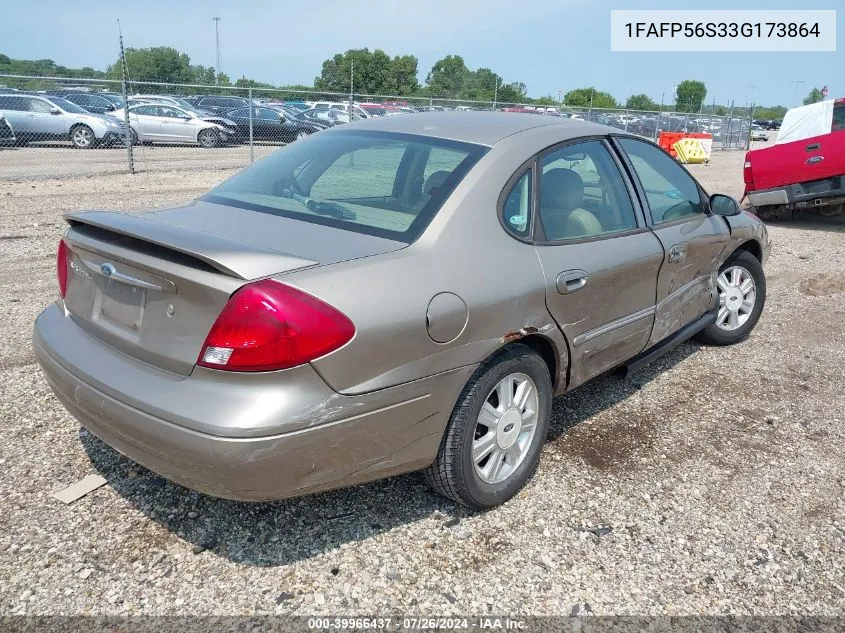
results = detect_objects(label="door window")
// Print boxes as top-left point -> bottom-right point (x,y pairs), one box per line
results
618,137 -> 704,224
28,98 -> 56,113
160,106 -> 187,119
0,96 -> 27,111
131,105 -> 159,117
538,140 -> 638,240
833,105 -> 845,132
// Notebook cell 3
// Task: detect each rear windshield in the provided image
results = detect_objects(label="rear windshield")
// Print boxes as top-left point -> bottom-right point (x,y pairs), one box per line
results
202,130 -> 487,242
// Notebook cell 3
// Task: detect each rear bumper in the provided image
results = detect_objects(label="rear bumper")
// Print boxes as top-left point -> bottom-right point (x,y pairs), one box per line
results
748,175 -> 845,209
34,303 -> 472,501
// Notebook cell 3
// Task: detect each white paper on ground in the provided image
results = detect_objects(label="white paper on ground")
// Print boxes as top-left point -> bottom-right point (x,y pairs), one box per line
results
51,474 -> 108,504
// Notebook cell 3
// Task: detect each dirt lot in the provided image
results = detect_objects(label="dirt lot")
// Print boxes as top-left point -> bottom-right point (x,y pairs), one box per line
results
0,142 -> 843,617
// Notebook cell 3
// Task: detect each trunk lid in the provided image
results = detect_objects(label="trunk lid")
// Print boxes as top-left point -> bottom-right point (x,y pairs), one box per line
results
61,203 -> 405,376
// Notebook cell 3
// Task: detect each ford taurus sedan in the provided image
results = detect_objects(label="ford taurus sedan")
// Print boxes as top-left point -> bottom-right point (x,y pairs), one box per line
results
34,113 -> 770,509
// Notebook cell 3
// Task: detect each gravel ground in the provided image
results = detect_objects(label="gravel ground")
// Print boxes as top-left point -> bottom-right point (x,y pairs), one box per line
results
0,141 -> 844,618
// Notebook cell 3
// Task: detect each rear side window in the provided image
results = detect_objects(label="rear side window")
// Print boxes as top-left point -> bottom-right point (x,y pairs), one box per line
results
203,131 -> 487,242
833,105 -> 845,132
502,170 -> 532,238
0,96 -> 28,111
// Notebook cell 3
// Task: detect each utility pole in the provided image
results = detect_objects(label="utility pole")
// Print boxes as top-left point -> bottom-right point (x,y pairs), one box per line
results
213,17 -> 221,86
493,77 -> 498,110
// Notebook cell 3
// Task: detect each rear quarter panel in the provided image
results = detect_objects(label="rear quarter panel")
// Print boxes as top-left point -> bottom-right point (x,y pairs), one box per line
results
747,130 -> 845,191
279,127 -> 574,396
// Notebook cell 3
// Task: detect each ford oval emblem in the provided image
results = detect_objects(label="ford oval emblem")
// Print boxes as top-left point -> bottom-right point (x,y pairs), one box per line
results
806,155 -> 825,165
100,263 -> 116,277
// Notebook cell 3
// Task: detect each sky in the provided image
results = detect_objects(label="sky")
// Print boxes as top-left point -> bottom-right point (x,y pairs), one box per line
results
0,0 -> 841,107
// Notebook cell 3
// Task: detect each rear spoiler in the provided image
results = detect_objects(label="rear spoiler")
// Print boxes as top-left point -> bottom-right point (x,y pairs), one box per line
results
64,210 -> 318,280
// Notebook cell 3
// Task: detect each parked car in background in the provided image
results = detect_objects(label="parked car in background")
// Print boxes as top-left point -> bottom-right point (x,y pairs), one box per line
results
0,93 -> 125,148
296,107 -> 361,127
111,103 -> 232,147
744,98 -> 845,219
749,126 -> 769,142
47,91 -> 118,114
126,96 -> 239,138
35,112 -> 769,509
222,106 -> 323,142
0,114 -> 15,146
187,95 -> 251,116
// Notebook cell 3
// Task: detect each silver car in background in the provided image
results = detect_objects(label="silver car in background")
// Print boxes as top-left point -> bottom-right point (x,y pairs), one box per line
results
111,103 -> 232,147
0,93 -> 125,148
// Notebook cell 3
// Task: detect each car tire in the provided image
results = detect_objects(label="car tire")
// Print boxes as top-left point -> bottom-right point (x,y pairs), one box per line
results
696,249 -> 766,346
424,343 -> 552,510
70,125 -> 96,149
197,128 -> 220,148
295,130 -> 310,141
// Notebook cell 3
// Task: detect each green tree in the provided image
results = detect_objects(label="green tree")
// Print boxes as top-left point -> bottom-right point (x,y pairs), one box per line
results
803,87 -> 824,105
564,87 -> 618,109
106,47 -> 195,83
315,48 -> 416,95
675,80 -> 707,112
497,81 -> 528,104
385,54 -> 419,95
626,93 -> 659,111
426,55 -> 470,97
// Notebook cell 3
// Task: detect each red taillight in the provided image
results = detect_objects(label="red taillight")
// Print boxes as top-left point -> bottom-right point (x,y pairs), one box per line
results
57,239 -> 70,298
743,159 -> 754,188
197,279 -> 355,372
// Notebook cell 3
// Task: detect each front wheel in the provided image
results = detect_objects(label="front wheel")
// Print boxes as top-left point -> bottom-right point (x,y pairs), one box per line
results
424,344 -> 552,510
696,249 -> 766,346
197,128 -> 220,148
70,125 -> 96,149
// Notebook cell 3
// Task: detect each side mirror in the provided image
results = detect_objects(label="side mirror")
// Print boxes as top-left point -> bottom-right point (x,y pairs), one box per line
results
50,108 -> 61,115
710,193 -> 741,217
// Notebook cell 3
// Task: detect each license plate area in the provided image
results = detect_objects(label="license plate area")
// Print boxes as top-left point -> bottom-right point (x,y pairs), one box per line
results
95,279 -> 146,332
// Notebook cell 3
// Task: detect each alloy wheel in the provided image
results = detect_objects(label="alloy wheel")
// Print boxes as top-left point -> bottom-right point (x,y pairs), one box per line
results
716,265 -> 756,331
472,372 -> 539,484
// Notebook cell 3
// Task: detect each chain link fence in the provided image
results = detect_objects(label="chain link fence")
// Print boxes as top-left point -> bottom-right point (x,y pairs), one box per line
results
0,74 -> 754,180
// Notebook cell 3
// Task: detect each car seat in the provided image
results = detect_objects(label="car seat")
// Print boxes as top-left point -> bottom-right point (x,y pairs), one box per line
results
540,168 -> 603,239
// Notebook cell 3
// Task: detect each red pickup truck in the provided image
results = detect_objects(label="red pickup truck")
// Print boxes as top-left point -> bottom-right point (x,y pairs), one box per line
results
743,98 -> 845,219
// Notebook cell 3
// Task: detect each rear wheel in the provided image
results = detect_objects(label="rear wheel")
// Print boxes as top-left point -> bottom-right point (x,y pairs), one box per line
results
696,249 -> 766,346
197,128 -> 220,148
295,130 -> 310,141
70,125 -> 96,149
424,344 -> 552,509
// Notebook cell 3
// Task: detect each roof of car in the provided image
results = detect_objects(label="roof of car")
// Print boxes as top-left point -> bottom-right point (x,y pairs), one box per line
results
337,111 -> 614,146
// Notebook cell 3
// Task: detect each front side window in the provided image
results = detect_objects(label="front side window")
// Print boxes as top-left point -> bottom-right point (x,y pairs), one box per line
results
618,137 -> 704,224
538,140 -> 638,241
203,131 -> 487,242
29,98 -> 56,113
131,105 -> 159,117
159,106 -> 186,119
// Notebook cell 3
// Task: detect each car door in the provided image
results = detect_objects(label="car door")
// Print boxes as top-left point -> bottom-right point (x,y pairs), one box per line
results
28,97 -> 67,138
529,139 -> 665,388
614,136 -> 731,346
129,104 -> 166,141
158,106 -> 196,143
0,96 -> 32,136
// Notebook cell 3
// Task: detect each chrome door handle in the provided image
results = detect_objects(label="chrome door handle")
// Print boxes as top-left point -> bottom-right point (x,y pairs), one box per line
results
668,244 -> 687,263
556,269 -> 589,294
